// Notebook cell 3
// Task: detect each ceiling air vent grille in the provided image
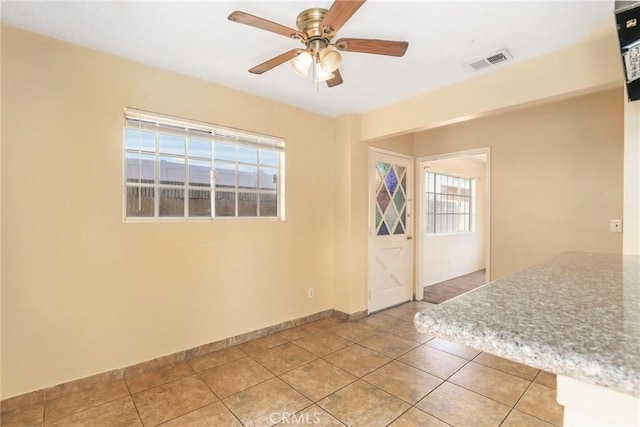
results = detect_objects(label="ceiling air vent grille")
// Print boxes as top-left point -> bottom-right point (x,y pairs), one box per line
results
465,49 -> 512,71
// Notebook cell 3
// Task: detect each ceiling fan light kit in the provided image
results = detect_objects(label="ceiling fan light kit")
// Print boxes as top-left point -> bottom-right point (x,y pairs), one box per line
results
314,62 -> 335,83
319,46 -> 342,72
291,50 -> 313,77
291,43 -> 341,78
228,0 -> 408,88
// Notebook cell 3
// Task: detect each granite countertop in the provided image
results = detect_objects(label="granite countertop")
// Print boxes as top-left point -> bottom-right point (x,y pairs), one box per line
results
414,252 -> 640,396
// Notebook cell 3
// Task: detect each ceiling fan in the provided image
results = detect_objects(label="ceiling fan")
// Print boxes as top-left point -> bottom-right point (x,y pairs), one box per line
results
228,0 -> 409,88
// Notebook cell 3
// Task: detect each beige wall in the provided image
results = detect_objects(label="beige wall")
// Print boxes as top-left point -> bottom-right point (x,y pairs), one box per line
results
361,34 -> 622,141
331,114 -> 369,315
344,33 -> 626,312
1,26 -> 336,398
0,22 -> 629,399
0,24 -> 3,400
413,89 -> 624,279
370,134 -> 414,156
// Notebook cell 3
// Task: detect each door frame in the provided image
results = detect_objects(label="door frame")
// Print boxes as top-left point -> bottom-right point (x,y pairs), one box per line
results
367,147 -> 414,313
414,147 -> 492,301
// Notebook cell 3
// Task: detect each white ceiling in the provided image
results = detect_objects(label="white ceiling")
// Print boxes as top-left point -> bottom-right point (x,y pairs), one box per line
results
1,1 -> 616,117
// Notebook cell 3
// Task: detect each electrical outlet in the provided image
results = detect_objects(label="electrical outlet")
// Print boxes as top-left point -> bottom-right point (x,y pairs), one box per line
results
610,219 -> 623,233
307,287 -> 314,299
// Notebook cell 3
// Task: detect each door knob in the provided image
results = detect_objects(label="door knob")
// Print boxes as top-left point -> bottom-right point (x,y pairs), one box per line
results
406,236 -> 413,240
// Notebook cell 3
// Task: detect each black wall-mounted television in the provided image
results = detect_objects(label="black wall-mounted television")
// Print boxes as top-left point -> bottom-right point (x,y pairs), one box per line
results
616,1 -> 640,101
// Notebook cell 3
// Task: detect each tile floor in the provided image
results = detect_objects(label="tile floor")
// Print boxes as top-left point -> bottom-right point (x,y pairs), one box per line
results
1,301 -> 563,427
423,270 -> 487,304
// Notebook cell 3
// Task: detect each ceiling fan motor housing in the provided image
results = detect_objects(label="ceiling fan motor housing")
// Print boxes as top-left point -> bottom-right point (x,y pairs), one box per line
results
296,8 -> 332,54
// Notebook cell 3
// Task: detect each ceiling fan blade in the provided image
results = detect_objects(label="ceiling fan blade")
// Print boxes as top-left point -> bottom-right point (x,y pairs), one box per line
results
326,69 -> 344,88
335,38 -> 409,57
321,0 -> 366,35
228,11 -> 301,39
249,49 -> 303,74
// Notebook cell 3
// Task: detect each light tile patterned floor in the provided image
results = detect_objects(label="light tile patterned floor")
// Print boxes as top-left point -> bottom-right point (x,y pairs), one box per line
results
1,301 -> 563,426
423,270 -> 487,304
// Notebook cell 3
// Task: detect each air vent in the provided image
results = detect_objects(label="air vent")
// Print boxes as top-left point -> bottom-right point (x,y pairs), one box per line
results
465,49 -> 513,71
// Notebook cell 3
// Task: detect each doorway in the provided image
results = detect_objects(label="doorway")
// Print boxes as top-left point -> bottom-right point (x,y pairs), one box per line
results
368,148 -> 414,312
415,148 -> 491,302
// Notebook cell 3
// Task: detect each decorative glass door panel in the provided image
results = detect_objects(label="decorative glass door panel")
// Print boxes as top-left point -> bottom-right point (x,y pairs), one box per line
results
375,161 -> 407,236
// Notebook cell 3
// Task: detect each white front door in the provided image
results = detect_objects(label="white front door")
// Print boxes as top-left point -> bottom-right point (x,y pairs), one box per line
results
368,149 -> 413,312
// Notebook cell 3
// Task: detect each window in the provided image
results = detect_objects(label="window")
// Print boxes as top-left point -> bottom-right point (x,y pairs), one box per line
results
124,109 -> 284,220
425,172 -> 474,234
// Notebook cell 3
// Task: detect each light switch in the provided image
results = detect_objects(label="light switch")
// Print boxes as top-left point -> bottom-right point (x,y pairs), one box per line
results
610,219 -> 623,233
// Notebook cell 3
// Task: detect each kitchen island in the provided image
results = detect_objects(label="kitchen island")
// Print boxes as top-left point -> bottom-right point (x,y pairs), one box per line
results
415,252 -> 639,426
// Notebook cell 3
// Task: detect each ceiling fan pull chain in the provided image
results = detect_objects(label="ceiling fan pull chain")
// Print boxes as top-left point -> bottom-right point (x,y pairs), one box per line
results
314,64 -> 320,93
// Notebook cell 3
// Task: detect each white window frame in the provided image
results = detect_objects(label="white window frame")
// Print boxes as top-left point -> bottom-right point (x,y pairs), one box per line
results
123,108 -> 285,221
425,171 -> 475,234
